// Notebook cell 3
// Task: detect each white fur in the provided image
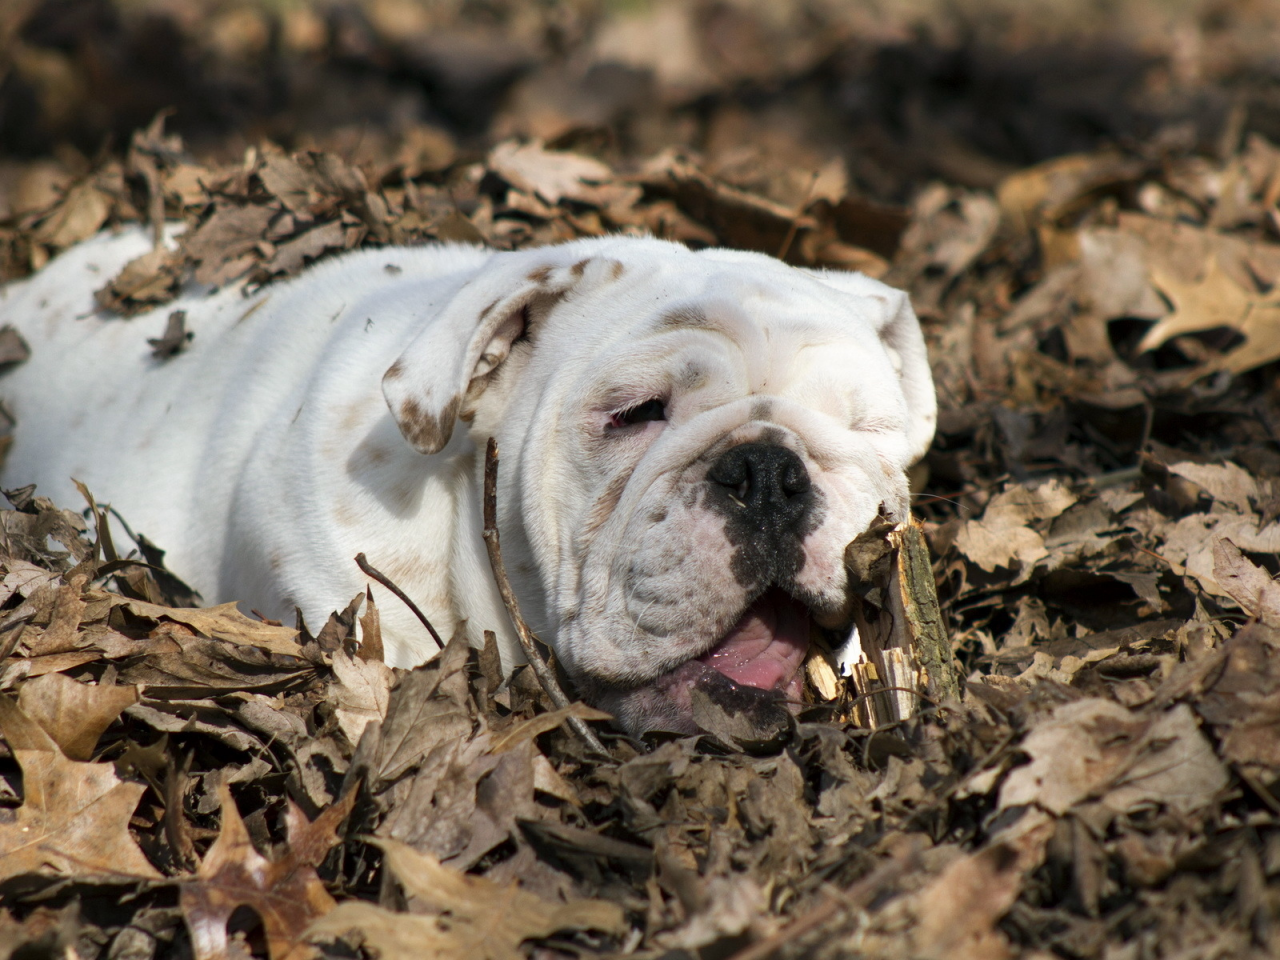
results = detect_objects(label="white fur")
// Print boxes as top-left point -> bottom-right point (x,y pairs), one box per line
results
0,227 -> 936,722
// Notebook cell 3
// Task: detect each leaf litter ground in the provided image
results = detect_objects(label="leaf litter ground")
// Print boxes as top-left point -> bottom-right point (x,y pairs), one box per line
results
6,1 -> 1280,958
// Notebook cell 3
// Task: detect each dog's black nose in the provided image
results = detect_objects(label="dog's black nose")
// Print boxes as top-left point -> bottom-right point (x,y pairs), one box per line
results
707,443 -> 811,527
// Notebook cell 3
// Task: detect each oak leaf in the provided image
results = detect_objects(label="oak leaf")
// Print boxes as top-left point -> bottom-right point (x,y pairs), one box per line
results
180,782 -> 356,960
0,698 -> 161,883
1141,256 -> 1280,374
122,600 -> 303,657
308,838 -> 626,960
16,672 -> 140,760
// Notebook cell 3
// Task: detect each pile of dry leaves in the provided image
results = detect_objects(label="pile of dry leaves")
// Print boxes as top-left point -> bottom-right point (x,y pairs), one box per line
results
7,1 -> 1280,958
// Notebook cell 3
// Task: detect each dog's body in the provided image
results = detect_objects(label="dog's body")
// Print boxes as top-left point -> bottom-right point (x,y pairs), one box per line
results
1,227 -> 935,733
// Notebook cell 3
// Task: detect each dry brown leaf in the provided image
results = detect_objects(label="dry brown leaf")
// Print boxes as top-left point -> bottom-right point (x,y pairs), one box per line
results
1158,513 -> 1280,596
328,646 -> 393,745
1195,623 -> 1280,776
0,559 -> 58,604
309,838 -> 626,960
122,600 -> 303,657
954,479 -> 1077,573
258,154 -> 322,214
260,221 -> 346,277
1167,460 -> 1258,511
25,576 -> 86,656
96,246 -> 184,314
181,781 -> 355,960
1212,538 -> 1280,626
489,140 -> 640,210
0,697 -> 161,883
1142,256 -> 1280,374
184,205 -> 276,285
33,180 -> 112,249
908,815 -> 1055,960
147,309 -> 192,359
0,324 -> 31,367
16,672 -> 140,760
998,699 -> 1226,818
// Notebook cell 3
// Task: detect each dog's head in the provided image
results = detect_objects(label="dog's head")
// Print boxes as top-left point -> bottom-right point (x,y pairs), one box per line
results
382,237 -> 935,735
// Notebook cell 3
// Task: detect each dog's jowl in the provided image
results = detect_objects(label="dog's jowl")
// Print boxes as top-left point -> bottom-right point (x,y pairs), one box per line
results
0,228 -> 936,735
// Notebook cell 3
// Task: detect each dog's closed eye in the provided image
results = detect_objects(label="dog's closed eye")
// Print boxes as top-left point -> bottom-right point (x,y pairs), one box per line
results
609,398 -> 666,429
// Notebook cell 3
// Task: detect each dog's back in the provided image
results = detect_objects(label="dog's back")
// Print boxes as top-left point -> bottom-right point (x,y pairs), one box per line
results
0,227 -> 491,636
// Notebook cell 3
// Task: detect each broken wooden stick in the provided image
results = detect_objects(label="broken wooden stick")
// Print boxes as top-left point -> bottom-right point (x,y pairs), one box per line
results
482,437 -> 609,757
807,517 -> 961,728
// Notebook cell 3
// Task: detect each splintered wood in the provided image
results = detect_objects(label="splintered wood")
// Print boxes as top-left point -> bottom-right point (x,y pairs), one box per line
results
806,517 -> 960,728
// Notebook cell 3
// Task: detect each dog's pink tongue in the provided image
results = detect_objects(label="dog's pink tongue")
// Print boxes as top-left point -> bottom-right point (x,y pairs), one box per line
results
697,590 -> 810,692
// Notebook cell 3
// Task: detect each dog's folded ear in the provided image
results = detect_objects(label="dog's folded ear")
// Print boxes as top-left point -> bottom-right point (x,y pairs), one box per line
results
382,251 -> 599,455
802,269 -> 938,464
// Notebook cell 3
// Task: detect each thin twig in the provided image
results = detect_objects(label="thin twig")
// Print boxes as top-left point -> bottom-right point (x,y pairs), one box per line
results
482,437 -> 609,757
354,552 -> 443,650
776,169 -> 820,262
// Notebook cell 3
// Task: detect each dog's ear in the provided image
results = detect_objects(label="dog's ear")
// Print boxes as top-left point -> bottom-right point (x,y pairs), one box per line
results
382,252 -> 593,454
803,270 -> 937,464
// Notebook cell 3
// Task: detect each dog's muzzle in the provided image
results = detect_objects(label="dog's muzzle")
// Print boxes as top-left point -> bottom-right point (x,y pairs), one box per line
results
590,441 -> 832,737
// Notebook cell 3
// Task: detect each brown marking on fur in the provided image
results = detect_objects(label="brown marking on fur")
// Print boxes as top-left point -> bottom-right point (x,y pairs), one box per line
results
384,358 -> 405,381
676,363 -> 706,391
757,425 -> 786,447
527,265 -> 553,284
580,468 -> 632,545
333,503 -> 358,527
751,399 -> 774,423
657,306 -> 710,329
385,552 -> 444,591
609,259 -> 625,280
352,437 -> 391,470
570,258 -> 591,278
339,401 -> 365,434
396,394 -> 461,454
270,553 -> 283,572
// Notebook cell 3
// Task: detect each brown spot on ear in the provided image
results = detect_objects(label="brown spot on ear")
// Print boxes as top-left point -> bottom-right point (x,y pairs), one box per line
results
527,265 -> 553,283
658,306 -> 710,329
396,394 -> 461,454
570,258 -> 591,278
384,358 -> 405,381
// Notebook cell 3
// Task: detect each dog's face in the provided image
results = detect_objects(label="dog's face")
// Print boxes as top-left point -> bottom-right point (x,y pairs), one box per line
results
383,238 -> 935,735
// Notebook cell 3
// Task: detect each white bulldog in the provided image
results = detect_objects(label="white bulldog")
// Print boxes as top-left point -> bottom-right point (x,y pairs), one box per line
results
0,227 -> 935,734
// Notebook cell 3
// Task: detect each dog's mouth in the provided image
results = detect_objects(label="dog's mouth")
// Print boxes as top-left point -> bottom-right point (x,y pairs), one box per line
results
693,587 -> 810,701
592,587 -> 817,739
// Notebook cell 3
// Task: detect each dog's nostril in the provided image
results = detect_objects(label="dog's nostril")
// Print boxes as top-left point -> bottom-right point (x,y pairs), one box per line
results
781,459 -> 810,496
708,443 -> 811,516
